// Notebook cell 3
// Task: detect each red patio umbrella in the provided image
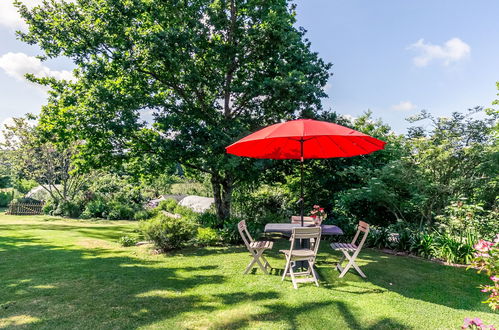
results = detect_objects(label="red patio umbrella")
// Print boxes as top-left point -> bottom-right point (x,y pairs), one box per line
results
225,119 -> 386,226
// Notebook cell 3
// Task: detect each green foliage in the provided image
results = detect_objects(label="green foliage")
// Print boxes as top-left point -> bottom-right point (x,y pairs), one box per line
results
0,190 -> 14,207
133,209 -> 154,221
232,184 -> 290,225
22,0 -> 331,220
0,176 -> 11,189
410,232 -> 436,259
12,178 -> 38,195
106,201 -> 136,221
157,199 -> 178,213
53,201 -> 83,218
139,214 -> 196,251
118,235 -> 138,247
195,227 -> 219,246
434,232 -> 476,265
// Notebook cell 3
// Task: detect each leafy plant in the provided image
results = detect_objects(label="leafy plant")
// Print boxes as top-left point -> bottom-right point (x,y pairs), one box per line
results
195,227 -> 219,246
119,235 -> 138,247
0,191 -> 14,207
139,214 -> 196,251
469,234 -> 499,310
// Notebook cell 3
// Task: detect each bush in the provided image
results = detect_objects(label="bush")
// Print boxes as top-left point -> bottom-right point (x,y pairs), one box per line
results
12,179 -> 38,194
134,209 -> 155,221
0,191 -> 14,207
196,211 -> 221,228
195,227 -> 219,246
118,235 -> 138,247
410,232 -> 436,259
433,232 -> 476,264
157,199 -> 178,213
106,201 -> 135,220
81,196 -> 109,219
53,201 -> 83,218
139,214 -> 196,251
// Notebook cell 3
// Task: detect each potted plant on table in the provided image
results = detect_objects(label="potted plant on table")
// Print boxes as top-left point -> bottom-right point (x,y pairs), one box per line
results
309,205 -> 327,226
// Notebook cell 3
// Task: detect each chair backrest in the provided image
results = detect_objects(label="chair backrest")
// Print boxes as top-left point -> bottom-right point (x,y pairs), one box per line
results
289,226 -> 322,256
290,216 -> 316,225
351,221 -> 370,250
238,220 -> 254,250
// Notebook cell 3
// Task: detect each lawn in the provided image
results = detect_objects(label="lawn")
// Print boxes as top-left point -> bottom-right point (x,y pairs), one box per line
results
0,213 -> 497,329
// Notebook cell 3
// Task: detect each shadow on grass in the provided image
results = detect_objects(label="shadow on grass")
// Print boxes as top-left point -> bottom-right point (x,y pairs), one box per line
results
264,238 -> 493,314
0,234 -> 227,328
331,248 -> 492,313
0,233 -> 412,329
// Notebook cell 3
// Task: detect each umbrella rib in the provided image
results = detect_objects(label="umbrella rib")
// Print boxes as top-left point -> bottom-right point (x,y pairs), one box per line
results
359,136 -> 386,149
345,136 -> 370,154
313,136 -> 328,159
326,135 -> 350,157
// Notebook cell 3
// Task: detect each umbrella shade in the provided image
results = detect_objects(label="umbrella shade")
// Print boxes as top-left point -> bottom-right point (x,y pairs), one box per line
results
225,119 -> 386,228
226,119 -> 386,159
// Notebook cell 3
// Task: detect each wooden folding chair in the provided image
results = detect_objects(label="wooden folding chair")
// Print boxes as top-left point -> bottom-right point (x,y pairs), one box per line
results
280,227 -> 322,289
330,221 -> 370,278
238,220 -> 273,275
290,215 -> 316,225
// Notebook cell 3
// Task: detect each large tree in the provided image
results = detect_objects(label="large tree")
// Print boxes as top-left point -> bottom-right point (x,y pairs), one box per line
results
17,0 -> 331,220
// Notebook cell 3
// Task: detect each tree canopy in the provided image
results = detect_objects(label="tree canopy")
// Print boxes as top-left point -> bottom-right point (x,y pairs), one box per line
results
17,0 -> 331,219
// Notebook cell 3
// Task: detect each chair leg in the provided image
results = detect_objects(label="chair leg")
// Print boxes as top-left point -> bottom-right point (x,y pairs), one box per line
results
261,255 -> 271,269
289,261 -> 298,289
309,259 -> 319,287
338,251 -> 366,278
244,249 -> 268,275
282,257 -> 290,281
336,254 -> 346,270
254,250 -> 269,275
244,255 -> 257,274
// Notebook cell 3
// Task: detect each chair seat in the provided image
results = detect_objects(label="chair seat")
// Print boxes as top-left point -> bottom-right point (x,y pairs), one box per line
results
249,240 -> 273,250
279,248 -> 315,257
330,242 -> 358,251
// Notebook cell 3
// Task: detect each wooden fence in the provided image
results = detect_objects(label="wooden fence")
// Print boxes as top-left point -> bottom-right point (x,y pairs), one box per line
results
7,202 -> 44,215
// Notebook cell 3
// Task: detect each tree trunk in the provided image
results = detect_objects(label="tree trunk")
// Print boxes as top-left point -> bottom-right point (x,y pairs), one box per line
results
211,173 -> 233,225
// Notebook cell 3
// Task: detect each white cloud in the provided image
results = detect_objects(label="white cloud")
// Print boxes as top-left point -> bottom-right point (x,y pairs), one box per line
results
408,38 -> 471,67
0,0 -> 43,30
0,52 -> 74,85
392,101 -> 417,111
340,114 -> 356,123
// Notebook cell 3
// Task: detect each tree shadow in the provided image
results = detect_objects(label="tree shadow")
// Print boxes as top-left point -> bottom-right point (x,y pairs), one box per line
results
336,249 -> 494,313
0,234 -> 227,328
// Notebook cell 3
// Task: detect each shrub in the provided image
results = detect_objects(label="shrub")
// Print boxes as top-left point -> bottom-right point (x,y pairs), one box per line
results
196,211 -> 221,228
52,201 -> 83,218
106,201 -> 135,220
469,234 -> 499,310
367,226 -> 391,249
218,216 -> 245,244
134,209 -> 154,221
119,235 -> 138,247
139,214 -> 196,251
82,196 -> 109,219
12,179 -> 38,194
157,199 -> 178,213
410,232 -> 436,259
434,232 -> 476,264
0,191 -> 14,207
195,227 -> 219,246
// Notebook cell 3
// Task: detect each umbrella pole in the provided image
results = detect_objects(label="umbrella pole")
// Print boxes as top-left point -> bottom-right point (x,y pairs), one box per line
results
300,139 -> 304,227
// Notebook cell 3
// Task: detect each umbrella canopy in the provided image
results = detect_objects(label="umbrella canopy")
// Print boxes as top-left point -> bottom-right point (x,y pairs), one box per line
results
226,119 -> 386,159
226,119 -> 386,226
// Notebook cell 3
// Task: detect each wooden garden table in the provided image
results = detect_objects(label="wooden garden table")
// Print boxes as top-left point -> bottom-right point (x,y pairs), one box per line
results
264,223 -> 344,275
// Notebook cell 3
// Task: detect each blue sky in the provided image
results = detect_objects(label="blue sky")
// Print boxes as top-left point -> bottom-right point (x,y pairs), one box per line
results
1,0 -> 498,134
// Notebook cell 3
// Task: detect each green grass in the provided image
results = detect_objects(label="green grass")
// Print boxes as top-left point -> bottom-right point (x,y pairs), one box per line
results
0,213 -> 497,329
